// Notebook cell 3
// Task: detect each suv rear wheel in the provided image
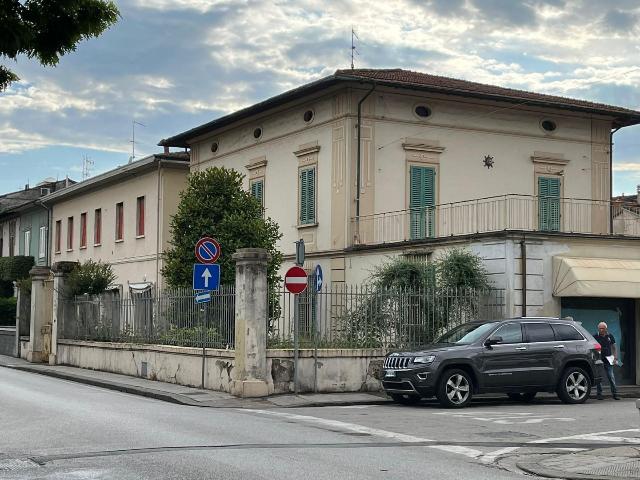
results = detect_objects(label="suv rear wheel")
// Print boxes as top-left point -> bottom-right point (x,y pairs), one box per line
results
390,393 -> 420,405
437,369 -> 473,408
557,366 -> 591,404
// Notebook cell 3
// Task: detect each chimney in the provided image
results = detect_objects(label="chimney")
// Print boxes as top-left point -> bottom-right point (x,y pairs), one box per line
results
24,184 -> 29,191
163,146 -> 170,154
637,185 -> 640,206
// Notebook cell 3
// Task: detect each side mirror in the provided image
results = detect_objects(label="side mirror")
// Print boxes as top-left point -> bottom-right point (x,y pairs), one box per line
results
485,336 -> 502,348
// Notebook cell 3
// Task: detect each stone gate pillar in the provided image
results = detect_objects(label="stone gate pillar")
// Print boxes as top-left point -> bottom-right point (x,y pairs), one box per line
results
230,248 -> 270,397
50,261 -> 77,365
26,266 -> 52,363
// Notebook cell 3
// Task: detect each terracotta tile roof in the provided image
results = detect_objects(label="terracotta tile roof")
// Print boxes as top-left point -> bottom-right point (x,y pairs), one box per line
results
161,68 -> 640,147
335,69 -> 640,118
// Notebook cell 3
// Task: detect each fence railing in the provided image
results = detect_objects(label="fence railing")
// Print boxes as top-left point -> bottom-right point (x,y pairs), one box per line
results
350,195 -> 640,246
267,284 -> 506,350
60,286 -> 235,349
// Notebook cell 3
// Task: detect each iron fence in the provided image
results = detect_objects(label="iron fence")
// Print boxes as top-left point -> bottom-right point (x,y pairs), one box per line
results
267,283 -> 506,350
60,286 -> 235,349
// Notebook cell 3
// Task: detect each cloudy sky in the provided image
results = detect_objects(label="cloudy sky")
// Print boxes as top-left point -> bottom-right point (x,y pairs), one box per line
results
1,0 -> 639,196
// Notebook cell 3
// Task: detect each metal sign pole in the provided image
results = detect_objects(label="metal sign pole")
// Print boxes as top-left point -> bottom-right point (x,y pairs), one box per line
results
201,304 -> 207,389
293,294 -> 299,395
313,288 -> 319,393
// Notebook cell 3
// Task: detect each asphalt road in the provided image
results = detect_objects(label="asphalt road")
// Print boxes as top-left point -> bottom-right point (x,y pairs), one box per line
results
1,367 -> 639,479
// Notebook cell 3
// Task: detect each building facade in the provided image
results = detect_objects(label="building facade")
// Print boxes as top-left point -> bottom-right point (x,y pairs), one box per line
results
161,69 -> 640,383
42,153 -> 189,290
0,179 -> 74,264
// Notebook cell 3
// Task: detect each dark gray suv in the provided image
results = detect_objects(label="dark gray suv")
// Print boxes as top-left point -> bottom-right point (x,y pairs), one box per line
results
382,317 -> 603,408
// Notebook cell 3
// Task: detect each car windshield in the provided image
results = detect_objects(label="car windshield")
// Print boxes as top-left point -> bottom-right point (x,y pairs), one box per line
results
435,322 -> 498,345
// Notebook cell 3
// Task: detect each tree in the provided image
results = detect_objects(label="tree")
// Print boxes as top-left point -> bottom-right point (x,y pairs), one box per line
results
162,167 -> 283,288
0,0 -> 119,90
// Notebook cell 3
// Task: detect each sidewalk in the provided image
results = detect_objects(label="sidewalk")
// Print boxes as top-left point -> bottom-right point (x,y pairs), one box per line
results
0,354 -> 390,409
518,446 -> 640,479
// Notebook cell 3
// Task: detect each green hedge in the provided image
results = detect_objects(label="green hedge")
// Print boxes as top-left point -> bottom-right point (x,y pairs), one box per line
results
0,297 -> 17,326
0,256 -> 34,281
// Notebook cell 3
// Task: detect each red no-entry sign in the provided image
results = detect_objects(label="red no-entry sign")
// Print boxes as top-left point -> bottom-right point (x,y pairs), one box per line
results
284,266 -> 308,294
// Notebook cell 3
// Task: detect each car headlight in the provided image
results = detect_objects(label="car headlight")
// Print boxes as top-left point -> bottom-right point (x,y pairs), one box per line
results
413,355 -> 435,364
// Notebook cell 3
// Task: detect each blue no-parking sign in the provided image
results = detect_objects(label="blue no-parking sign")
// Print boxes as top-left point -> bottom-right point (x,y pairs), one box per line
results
195,237 -> 221,264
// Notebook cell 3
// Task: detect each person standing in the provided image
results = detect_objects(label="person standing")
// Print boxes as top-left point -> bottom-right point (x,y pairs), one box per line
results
594,322 -> 619,400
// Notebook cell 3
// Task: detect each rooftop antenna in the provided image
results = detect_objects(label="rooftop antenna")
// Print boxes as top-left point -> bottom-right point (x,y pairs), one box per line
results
130,120 -> 146,163
81,155 -> 94,180
351,27 -> 359,70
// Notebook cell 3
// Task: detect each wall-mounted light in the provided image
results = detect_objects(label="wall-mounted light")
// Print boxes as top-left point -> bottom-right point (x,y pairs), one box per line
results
483,155 -> 494,169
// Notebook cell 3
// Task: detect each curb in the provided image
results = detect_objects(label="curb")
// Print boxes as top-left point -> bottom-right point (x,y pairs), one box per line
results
517,460 -> 628,480
0,363 -> 392,409
3,364 -> 203,407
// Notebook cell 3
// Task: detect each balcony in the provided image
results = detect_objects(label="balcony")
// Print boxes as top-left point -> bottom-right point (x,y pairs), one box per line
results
350,195 -> 640,246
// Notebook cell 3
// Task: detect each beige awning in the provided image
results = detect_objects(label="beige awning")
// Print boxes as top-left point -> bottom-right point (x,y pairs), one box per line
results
553,256 -> 640,298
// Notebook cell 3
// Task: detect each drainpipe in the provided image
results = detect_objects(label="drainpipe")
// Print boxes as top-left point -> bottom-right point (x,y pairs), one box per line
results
609,127 -> 621,234
520,238 -> 527,317
355,81 -> 376,243
156,160 -> 161,290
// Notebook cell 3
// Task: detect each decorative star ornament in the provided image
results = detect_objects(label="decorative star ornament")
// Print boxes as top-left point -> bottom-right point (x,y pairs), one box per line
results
483,155 -> 494,169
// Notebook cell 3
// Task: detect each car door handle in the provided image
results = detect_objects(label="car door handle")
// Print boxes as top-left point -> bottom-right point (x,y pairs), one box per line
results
554,345 -> 565,349
515,347 -> 527,351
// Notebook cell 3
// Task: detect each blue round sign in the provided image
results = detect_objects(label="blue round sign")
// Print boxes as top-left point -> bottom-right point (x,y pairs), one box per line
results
315,264 -> 323,292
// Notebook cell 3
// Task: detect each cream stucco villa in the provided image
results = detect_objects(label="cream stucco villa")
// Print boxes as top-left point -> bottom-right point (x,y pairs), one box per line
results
160,69 -> 640,384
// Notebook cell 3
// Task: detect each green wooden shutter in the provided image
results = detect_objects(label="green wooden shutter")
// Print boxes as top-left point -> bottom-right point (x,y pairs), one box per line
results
409,166 -> 435,239
251,179 -> 264,207
538,177 -> 561,231
299,168 -> 316,225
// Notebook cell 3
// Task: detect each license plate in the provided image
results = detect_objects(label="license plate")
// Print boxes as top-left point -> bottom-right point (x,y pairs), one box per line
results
385,370 -> 396,378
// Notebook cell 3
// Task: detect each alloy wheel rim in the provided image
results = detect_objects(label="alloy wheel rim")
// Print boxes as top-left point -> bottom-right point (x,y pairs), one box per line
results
566,372 -> 587,400
446,374 -> 470,404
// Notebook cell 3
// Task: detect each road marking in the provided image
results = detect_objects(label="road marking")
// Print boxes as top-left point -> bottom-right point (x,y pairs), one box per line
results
530,428 -> 640,444
432,411 -> 575,425
479,447 -> 520,463
241,409 -> 483,458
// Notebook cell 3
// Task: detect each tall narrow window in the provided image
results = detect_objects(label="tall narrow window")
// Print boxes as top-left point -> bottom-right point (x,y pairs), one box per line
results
80,212 -> 87,248
136,196 -> 145,237
8,221 -> 15,257
55,220 -> 61,253
299,167 -> 316,225
39,226 -> 47,259
94,208 -> 102,245
538,176 -> 561,232
116,202 -> 124,241
24,230 -> 31,256
67,217 -> 74,250
409,165 -> 436,239
250,179 -> 264,208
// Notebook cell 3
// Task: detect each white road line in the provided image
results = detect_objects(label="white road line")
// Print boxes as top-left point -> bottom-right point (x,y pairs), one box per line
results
479,447 -> 520,463
530,428 -> 640,444
241,409 -> 483,458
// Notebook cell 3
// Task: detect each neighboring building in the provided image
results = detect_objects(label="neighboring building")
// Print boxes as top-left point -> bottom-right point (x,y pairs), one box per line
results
612,187 -> 640,236
161,68 -> 640,383
0,178 -> 74,264
41,153 -> 189,290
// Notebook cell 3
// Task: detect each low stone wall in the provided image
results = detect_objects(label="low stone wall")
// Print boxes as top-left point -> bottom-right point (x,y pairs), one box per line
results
267,348 -> 385,394
0,327 -> 16,357
53,341 -> 385,395
57,340 -> 236,392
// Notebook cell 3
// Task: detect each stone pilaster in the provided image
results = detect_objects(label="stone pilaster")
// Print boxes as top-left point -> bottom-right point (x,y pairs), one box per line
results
230,248 -> 270,397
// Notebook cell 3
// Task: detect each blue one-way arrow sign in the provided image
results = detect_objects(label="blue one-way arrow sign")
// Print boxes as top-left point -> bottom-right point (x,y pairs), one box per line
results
193,264 -> 220,291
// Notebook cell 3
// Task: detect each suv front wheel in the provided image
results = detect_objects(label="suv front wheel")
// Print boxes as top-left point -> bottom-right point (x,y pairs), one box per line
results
437,369 -> 473,408
557,366 -> 591,404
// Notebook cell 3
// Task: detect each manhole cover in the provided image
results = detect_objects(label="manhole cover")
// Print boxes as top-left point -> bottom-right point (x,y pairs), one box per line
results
582,459 -> 640,478
0,459 -> 40,471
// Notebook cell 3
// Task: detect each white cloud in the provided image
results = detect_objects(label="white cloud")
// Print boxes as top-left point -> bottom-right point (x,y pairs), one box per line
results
613,162 -> 640,172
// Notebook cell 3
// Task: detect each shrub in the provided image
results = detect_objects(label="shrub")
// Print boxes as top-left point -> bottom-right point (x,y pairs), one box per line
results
0,297 -> 17,326
67,260 -> 116,296
0,256 -> 34,281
